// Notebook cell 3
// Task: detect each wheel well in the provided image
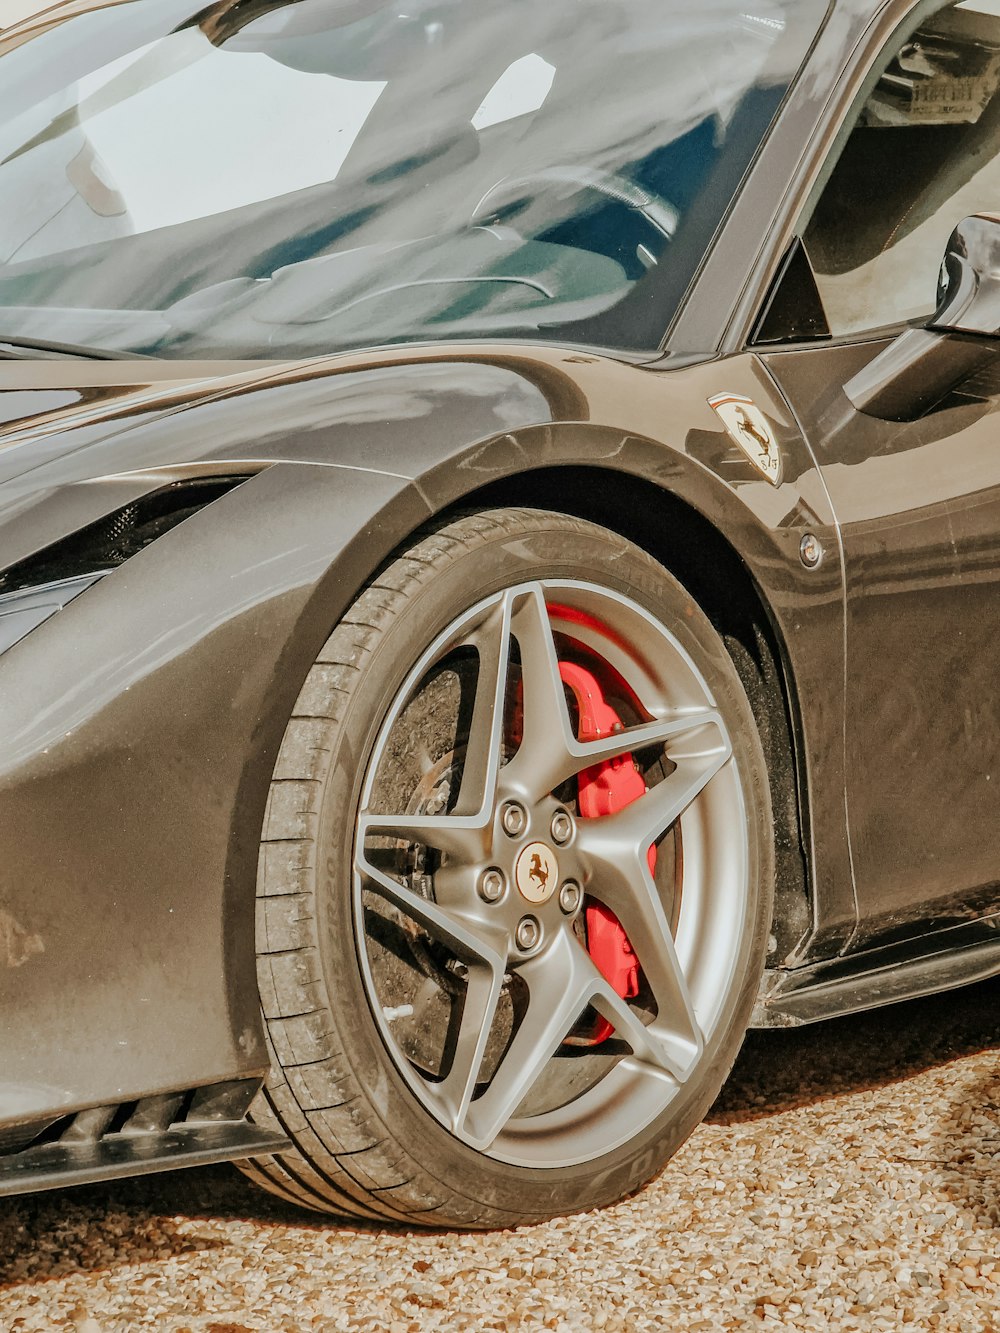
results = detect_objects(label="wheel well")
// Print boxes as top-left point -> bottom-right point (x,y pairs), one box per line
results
439,466 -> 812,960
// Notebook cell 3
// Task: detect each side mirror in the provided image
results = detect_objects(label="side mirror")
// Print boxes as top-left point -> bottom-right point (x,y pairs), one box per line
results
932,212 -> 1000,336
845,213 -> 1000,420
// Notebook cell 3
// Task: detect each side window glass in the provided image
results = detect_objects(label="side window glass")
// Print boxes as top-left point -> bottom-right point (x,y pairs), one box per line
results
801,0 -> 1000,339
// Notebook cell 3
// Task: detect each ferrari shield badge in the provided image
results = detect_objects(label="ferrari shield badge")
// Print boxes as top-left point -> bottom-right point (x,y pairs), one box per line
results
708,392 -> 782,486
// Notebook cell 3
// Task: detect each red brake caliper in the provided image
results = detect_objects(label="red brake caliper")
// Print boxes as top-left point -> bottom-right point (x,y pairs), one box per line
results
559,661 -> 653,1044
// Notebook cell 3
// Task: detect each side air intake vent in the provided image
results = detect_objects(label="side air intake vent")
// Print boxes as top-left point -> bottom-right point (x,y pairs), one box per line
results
0,475 -> 250,597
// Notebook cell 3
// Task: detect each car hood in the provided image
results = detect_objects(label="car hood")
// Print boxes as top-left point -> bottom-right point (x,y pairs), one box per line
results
0,358 -> 304,488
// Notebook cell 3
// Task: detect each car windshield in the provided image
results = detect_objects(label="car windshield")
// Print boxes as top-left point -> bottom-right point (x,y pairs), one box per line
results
0,0 -> 827,359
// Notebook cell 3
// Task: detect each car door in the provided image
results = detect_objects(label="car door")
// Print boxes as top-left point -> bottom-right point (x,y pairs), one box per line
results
758,0 -> 1000,950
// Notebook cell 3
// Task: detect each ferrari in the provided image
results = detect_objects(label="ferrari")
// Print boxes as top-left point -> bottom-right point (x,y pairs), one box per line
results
2,0 -> 1000,1228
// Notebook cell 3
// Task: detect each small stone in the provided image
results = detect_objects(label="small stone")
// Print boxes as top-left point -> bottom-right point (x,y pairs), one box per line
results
754,1291 -> 788,1309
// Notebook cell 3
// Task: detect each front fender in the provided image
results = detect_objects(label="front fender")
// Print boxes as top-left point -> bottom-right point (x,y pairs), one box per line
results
0,345 -> 844,1124
0,460 -> 426,1124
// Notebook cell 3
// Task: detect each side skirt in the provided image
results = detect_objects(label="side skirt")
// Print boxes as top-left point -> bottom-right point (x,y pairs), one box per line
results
753,916 -> 1000,1027
0,1078 -> 289,1198
0,1122 -> 289,1198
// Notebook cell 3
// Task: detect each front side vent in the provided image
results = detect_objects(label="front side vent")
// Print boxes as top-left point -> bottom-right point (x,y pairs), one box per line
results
0,475 -> 251,598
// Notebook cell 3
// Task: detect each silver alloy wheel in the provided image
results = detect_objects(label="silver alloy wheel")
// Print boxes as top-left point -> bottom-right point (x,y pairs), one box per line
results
353,579 -> 748,1169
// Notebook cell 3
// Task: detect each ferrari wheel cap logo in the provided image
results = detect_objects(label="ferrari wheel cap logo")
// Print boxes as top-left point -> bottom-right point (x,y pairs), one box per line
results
708,393 -> 782,486
515,842 -> 558,904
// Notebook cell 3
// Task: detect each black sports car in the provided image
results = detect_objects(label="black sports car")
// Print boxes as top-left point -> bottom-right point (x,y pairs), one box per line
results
2,0 -> 1000,1229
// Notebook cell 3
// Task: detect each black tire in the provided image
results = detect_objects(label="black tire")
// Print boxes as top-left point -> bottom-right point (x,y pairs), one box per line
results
238,508 -> 773,1228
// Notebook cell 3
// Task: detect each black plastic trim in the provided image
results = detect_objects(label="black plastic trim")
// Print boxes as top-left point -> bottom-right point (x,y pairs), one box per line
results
751,237 -> 831,345
0,1122 -> 289,1197
753,918 -> 1000,1026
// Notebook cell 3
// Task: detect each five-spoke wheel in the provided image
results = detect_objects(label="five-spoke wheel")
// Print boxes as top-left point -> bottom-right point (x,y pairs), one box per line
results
357,578 -> 743,1165
242,510 -> 773,1226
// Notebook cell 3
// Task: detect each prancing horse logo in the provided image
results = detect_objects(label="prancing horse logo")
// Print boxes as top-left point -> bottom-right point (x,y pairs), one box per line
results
735,405 -> 773,461
515,841 -> 558,904
707,392 -> 783,486
528,852 -> 549,892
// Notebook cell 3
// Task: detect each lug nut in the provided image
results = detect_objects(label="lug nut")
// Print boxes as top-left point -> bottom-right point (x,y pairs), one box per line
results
515,915 -> 542,951
550,809 -> 573,845
478,868 -> 506,903
501,801 -> 527,837
558,879 -> 582,914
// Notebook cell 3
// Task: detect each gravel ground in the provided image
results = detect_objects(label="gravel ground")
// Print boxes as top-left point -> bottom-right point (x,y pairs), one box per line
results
3,978 -> 1000,1333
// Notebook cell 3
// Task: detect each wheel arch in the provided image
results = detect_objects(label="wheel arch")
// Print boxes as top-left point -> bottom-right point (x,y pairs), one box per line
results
417,464 -> 813,961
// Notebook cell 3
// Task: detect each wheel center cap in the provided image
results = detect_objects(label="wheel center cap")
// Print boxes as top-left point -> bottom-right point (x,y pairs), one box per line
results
515,842 -> 559,904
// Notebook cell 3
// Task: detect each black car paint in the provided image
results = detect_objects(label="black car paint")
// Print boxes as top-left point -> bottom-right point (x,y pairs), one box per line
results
765,333 -> 1000,953
0,341 -> 841,1125
1,0 -> 997,1161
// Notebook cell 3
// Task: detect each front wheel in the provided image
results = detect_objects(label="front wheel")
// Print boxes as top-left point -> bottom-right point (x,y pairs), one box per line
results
238,509 -> 773,1227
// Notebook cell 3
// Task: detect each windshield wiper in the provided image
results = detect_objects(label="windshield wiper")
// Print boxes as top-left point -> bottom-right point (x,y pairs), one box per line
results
0,335 -> 153,361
